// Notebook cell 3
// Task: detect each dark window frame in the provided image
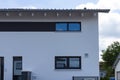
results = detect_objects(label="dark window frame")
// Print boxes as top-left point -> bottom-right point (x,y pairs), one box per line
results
0,57 -> 4,80
55,56 -> 81,69
13,56 -> 22,80
0,22 -> 56,31
56,22 -> 81,32
72,76 -> 99,80
0,22 -> 81,32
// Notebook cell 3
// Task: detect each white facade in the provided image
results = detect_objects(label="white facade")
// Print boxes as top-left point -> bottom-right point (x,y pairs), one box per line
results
0,9 -> 109,80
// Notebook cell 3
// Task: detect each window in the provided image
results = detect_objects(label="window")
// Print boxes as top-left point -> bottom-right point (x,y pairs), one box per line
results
56,23 -> 67,31
13,56 -> 22,80
16,61 -> 22,70
56,22 -> 81,31
69,23 -> 80,31
55,56 -> 81,69
13,57 -> 22,70
55,58 -> 67,68
69,58 -> 80,68
0,57 -> 4,80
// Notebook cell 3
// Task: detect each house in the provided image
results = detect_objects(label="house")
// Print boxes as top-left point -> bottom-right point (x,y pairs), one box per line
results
100,70 -> 107,78
99,62 -> 107,78
0,9 -> 109,80
113,54 -> 120,80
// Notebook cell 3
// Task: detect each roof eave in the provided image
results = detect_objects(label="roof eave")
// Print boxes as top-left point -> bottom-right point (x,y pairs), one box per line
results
0,9 -> 110,13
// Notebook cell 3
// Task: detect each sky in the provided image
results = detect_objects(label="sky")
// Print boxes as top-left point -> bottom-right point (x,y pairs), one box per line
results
0,0 -> 98,9
76,0 -> 120,61
0,0 -> 120,61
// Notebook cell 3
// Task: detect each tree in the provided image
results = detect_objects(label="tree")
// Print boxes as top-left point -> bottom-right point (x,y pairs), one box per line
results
101,41 -> 120,79
102,41 -> 120,68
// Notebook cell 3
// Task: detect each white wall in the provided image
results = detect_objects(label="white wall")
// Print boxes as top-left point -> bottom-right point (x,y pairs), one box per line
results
0,13 -> 99,80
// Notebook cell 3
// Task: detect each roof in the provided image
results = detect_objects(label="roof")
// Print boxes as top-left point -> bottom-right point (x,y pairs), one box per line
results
0,8 -> 110,21
0,9 -> 110,13
113,53 -> 120,69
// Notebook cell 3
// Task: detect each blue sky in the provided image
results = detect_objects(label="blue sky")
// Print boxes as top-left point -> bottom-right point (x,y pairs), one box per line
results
0,0 -> 97,8
0,0 -> 120,61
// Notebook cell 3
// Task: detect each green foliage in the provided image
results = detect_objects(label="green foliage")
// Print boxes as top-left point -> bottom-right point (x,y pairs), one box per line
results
101,41 -> 120,79
102,41 -> 120,68
100,77 -> 109,80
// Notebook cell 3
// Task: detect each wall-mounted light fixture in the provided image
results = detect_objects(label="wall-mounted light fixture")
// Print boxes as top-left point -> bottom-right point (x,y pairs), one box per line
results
93,13 -> 97,16
6,13 -> 9,16
84,53 -> 89,58
31,13 -> 34,16
69,13 -> 72,16
81,13 -> 84,17
44,13 -> 47,16
18,13 -> 22,16
57,13 -> 59,17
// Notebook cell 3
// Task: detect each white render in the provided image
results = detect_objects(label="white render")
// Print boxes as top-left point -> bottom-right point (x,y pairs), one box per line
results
0,9 -> 109,80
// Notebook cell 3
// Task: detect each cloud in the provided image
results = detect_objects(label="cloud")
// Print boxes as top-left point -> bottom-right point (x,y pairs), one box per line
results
18,6 -> 37,9
0,0 -> 87,9
99,12 -> 120,38
76,0 -> 120,11
76,0 -> 120,61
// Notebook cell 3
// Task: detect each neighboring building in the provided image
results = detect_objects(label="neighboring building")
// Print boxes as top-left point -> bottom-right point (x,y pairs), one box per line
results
0,9 -> 109,80
99,62 -> 107,78
100,70 -> 107,78
113,54 -> 120,80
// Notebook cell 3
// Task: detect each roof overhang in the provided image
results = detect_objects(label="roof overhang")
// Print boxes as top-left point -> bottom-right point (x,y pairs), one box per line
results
0,9 -> 110,13
0,9 -> 110,21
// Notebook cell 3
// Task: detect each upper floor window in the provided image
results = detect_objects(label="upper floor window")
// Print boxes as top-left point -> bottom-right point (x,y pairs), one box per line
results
0,22 -> 81,32
68,23 -> 81,31
56,23 -> 67,31
55,56 -> 81,69
56,22 -> 81,31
